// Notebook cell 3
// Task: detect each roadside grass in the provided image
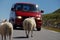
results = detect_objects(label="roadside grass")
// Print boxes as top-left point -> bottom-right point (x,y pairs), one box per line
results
42,26 -> 60,32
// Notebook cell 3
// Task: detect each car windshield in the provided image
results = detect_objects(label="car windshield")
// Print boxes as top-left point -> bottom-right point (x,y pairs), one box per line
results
14,3 -> 39,12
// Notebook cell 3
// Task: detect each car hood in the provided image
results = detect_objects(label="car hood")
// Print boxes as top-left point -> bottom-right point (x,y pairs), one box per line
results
15,11 -> 41,17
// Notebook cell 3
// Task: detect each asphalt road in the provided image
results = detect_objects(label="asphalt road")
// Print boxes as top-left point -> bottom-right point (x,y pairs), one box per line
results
0,28 -> 60,40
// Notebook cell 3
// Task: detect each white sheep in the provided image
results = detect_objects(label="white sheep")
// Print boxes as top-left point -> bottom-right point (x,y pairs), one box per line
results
0,19 -> 13,40
23,17 -> 36,38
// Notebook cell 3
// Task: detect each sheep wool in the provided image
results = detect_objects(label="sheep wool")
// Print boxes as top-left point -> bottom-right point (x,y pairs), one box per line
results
23,17 -> 36,38
0,21 -> 13,40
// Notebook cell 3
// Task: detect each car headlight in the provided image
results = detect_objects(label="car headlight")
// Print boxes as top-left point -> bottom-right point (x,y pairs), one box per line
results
36,18 -> 41,20
17,16 -> 22,19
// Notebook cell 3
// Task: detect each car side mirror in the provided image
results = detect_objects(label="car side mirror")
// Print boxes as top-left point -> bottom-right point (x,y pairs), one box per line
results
41,10 -> 44,13
11,8 -> 15,11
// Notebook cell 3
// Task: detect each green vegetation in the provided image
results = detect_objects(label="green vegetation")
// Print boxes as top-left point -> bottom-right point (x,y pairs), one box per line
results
43,9 -> 60,21
42,8 -> 60,32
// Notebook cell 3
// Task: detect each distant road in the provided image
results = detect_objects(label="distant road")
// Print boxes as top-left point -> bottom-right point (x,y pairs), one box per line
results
0,28 -> 60,40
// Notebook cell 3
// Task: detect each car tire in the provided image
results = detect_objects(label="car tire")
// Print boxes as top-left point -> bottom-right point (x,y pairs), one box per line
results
36,27 -> 41,31
13,24 -> 17,30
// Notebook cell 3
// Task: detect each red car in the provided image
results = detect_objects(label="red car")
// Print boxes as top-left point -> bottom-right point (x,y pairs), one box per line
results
9,3 -> 43,31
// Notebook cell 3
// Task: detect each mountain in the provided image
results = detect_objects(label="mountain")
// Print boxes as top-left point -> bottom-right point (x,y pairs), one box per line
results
43,8 -> 60,19
53,8 -> 60,13
43,8 -> 60,26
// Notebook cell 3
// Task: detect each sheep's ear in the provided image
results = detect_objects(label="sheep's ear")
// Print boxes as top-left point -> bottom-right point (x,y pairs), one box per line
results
5,19 -> 7,22
2,19 -> 7,22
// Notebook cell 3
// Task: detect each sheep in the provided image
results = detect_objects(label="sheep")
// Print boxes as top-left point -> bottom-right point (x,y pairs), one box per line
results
0,19 -> 13,40
23,17 -> 36,38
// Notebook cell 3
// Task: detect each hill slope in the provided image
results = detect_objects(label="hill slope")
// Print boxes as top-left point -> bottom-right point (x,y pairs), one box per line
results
43,8 -> 60,28
43,8 -> 60,21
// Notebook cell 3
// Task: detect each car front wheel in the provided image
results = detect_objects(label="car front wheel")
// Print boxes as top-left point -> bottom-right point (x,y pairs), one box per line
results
36,27 -> 41,31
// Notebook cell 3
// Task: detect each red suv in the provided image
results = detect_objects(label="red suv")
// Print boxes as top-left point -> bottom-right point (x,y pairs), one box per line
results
9,3 -> 43,31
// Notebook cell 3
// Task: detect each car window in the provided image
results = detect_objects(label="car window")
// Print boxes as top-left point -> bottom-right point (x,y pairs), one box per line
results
16,5 -> 22,10
14,4 -> 39,12
23,5 -> 30,11
30,5 -> 39,11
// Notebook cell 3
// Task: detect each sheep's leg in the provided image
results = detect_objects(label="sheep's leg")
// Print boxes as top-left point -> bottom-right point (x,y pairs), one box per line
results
4,35 -> 6,40
27,30 -> 30,38
26,31 -> 29,38
9,35 -> 12,40
1,35 -> 3,40
25,30 -> 27,35
31,27 -> 34,37
27,23 -> 31,38
25,30 -> 28,37
31,30 -> 33,37
9,32 -> 13,40
25,30 -> 29,38
28,31 -> 30,37
27,31 -> 29,38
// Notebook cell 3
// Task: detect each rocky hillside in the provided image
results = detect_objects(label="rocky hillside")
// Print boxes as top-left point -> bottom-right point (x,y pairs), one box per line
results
42,8 -> 60,28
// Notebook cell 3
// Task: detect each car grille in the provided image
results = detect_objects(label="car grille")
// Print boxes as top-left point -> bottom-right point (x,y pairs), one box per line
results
22,16 -> 30,21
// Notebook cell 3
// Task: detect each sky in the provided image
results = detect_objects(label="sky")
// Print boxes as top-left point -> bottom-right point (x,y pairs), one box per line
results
0,0 -> 60,19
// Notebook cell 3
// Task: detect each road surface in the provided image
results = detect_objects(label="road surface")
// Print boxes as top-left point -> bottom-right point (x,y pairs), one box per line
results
0,28 -> 60,40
